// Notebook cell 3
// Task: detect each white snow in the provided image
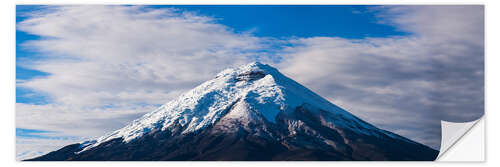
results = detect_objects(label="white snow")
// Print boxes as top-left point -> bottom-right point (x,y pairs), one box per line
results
79,62 -> 381,152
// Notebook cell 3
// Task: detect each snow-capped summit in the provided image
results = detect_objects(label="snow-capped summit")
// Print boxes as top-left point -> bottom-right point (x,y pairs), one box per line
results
82,62 -> 376,151
29,62 -> 438,161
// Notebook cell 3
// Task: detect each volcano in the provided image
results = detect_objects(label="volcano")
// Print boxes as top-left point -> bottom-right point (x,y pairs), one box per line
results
28,62 -> 438,161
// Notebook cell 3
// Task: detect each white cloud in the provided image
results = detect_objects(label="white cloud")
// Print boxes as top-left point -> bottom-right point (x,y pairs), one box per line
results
16,103 -> 155,137
374,5 -> 484,44
17,6 -> 265,107
17,137 -> 84,160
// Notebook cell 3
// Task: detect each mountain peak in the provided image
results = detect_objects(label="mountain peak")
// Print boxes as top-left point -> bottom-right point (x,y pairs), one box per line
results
245,61 -> 268,68
82,62 -> 369,150
216,62 -> 277,80
31,62 -> 439,161
243,61 -> 276,72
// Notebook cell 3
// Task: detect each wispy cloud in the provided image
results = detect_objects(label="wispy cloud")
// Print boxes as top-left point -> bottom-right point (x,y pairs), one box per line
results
17,135 -> 85,160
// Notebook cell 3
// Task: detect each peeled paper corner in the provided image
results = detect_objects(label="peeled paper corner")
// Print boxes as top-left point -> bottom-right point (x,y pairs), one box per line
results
436,117 -> 484,161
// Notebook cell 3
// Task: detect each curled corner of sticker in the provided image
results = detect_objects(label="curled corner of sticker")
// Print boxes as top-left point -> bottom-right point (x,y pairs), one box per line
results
436,117 -> 483,160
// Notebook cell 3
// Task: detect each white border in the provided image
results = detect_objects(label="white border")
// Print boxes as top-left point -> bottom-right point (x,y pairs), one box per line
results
2,0 -> 497,166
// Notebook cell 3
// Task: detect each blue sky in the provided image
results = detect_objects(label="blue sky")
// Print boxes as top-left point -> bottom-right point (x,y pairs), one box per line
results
17,6 -> 50,105
16,5 -> 406,105
15,5 -> 484,159
149,5 -> 407,38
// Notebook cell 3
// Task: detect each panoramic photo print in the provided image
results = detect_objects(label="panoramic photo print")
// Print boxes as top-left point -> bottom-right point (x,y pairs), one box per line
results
16,5 -> 484,161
